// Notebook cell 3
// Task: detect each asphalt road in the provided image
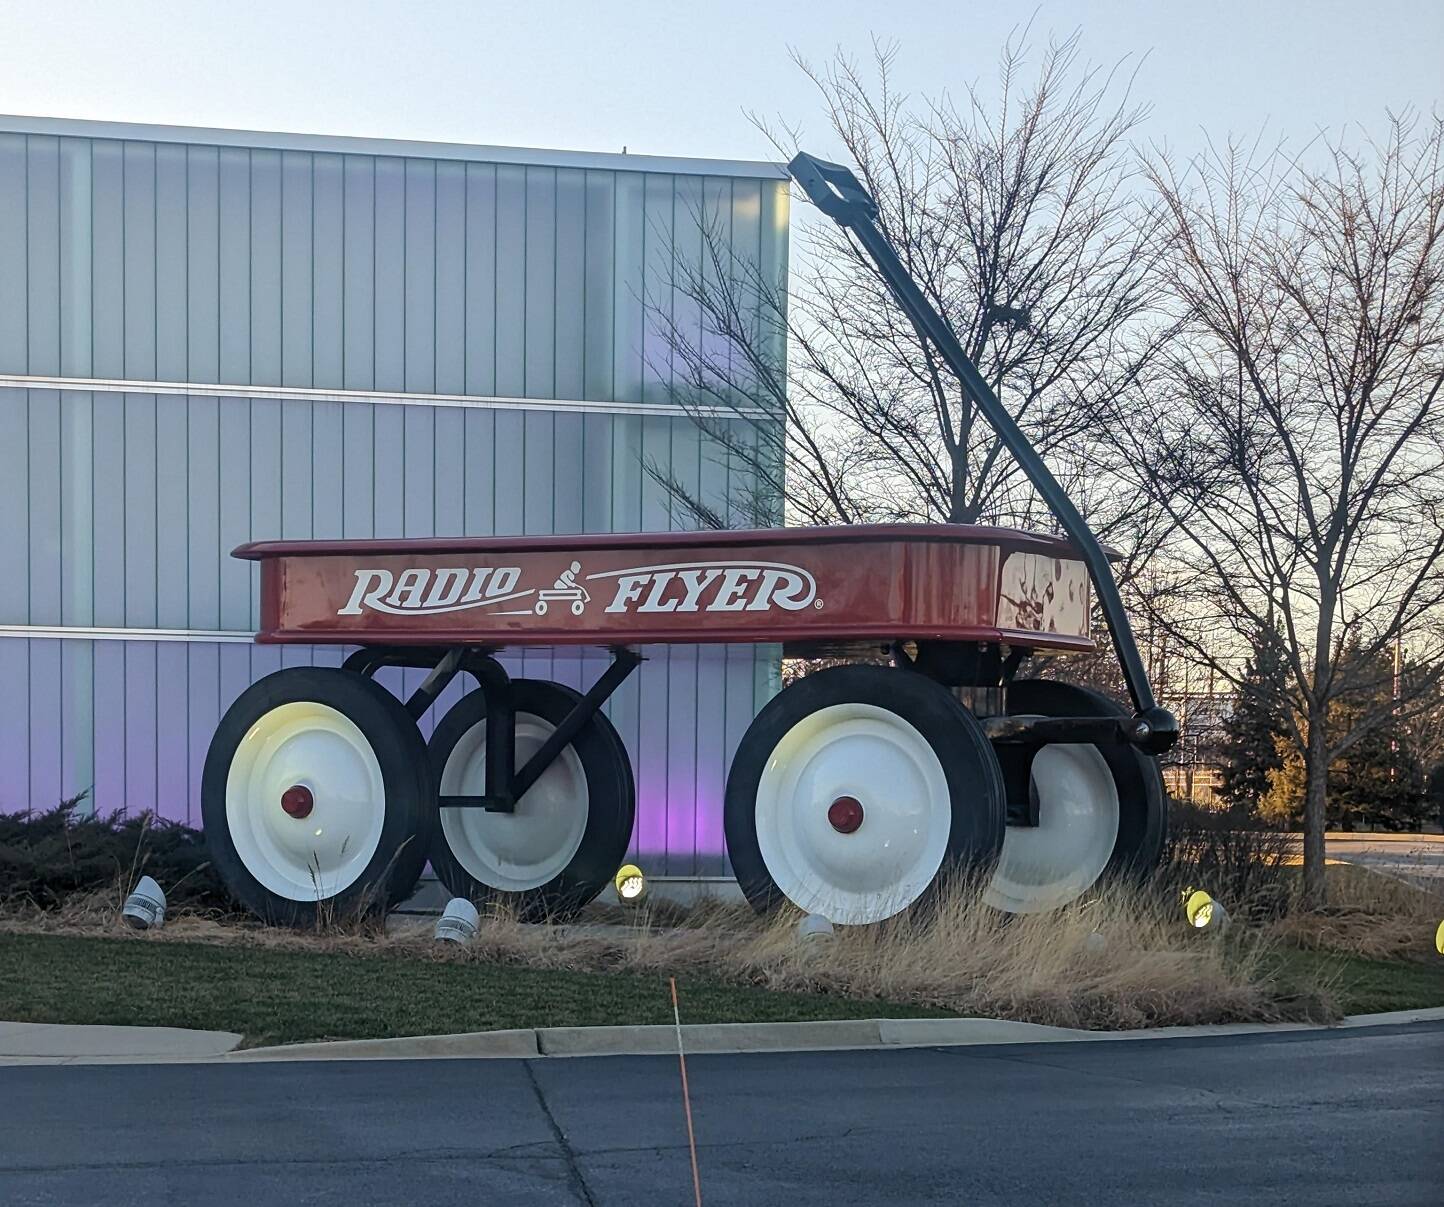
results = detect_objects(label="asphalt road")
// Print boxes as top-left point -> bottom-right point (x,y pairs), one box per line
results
2,1025 -> 1441,1206
1315,834 -> 1444,885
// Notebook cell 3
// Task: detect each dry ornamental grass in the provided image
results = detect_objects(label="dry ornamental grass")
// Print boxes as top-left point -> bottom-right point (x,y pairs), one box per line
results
0,871 -> 1352,1030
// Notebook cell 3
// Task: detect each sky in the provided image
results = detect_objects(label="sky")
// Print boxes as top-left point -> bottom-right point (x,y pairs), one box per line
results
0,0 -> 1439,167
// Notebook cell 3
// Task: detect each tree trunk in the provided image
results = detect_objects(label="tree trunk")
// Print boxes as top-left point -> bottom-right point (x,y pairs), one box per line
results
1301,709 -> 1329,909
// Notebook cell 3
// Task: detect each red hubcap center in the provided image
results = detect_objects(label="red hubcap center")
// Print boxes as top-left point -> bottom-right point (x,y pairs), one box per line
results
828,796 -> 864,834
280,785 -> 314,819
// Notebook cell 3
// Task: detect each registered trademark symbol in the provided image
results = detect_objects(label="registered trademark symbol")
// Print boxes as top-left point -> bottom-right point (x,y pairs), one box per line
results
814,598 -> 825,609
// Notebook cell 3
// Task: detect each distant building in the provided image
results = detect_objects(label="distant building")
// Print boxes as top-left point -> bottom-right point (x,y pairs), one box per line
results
1161,690 -> 1233,804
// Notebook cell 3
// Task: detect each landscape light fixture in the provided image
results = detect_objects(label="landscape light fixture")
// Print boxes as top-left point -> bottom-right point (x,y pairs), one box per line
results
433,897 -> 480,944
1435,919 -> 1443,957
122,876 -> 167,931
1184,889 -> 1228,931
614,863 -> 647,904
797,913 -> 835,943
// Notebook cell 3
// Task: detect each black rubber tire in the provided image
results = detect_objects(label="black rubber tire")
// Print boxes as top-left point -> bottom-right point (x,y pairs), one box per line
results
1005,679 -> 1167,879
427,679 -> 635,922
201,667 -> 435,927
724,664 -> 1006,918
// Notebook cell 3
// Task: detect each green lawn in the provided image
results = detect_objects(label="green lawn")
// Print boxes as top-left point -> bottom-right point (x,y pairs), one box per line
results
0,933 -> 951,1047
1271,947 -> 1444,1016
3,932 -> 1439,1048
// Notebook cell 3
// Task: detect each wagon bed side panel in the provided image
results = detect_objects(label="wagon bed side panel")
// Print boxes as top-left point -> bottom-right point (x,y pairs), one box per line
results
248,530 -> 1096,652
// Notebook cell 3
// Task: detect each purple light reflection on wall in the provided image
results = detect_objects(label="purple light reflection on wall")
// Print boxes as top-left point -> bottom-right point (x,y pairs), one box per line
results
1,636 -> 766,875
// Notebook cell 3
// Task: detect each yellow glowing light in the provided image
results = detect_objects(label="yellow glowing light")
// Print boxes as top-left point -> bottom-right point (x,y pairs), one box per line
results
614,863 -> 647,903
1435,919 -> 1443,956
1185,889 -> 1222,929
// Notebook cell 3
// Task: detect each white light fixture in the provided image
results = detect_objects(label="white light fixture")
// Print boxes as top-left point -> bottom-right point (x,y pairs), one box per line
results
1184,889 -> 1228,932
614,863 -> 647,904
434,897 -> 480,944
122,876 -> 167,931
798,913 -> 835,942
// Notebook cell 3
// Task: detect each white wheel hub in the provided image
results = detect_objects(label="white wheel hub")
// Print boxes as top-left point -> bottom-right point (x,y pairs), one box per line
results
226,701 -> 387,901
984,731 -> 1120,914
439,713 -> 588,892
754,702 -> 952,925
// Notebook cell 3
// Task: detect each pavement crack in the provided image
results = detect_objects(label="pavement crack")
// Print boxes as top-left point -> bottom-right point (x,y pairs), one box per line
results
523,1059 -> 597,1207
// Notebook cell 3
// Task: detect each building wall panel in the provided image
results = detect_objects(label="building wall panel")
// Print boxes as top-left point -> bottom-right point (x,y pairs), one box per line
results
403,158 -> 436,395
27,390 -> 61,622
26,136 -> 61,377
122,141 -> 157,380
29,640 -> 63,811
312,154 -> 344,389
155,143 -> 188,382
184,146 -> 219,383
90,391 -> 125,627
155,394 -> 190,628
280,150 -> 313,388
58,138 -> 93,379
60,390 -> 94,626
0,123 -> 789,878
1,128 -> 790,416
91,140 -> 125,378
0,134 -> 27,369
123,393 -> 158,626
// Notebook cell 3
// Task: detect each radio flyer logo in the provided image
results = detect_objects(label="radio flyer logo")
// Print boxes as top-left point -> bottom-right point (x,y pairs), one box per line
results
337,559 -> 821,620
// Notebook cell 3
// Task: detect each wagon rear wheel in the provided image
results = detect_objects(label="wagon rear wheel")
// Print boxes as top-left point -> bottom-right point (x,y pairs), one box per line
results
427,679 -> 635,922
983,678 -> 1166,914
202,667 -> 434,926
725,664 -> 1006,925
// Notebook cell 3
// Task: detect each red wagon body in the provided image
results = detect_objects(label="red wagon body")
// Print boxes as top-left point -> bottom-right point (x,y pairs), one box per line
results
238,524 -> 1096,654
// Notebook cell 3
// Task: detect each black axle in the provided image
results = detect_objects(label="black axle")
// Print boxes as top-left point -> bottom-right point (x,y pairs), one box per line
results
983,713 -> 1146,829
342,644 -> 641,812
981,713 -> 1156,747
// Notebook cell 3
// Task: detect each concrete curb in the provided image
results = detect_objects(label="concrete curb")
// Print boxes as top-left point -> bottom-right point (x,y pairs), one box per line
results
230,1028 -> 539,1062
229,1005 -> 1444,1063
0,1020 -> 242,1064
5,1007 -> 1442,1066
537,1019 -> 884,1056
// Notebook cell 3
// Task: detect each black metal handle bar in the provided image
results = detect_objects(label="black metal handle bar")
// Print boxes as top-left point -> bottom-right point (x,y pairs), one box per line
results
788,152 -> 1177,753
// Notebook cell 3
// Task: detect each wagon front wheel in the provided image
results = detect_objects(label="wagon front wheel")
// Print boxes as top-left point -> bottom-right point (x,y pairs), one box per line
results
427,678 -> 635,922
201,667 -> 434,926
724,664 -> 1006,925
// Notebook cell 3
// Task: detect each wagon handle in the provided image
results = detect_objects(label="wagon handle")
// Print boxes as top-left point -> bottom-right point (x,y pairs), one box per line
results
789,151 -> 1177,754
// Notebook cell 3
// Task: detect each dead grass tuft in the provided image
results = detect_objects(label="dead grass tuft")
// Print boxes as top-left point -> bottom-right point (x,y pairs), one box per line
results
715,875 -> 1335,1029
1266,863 -> 1444,963
390,875 -> 1343,1027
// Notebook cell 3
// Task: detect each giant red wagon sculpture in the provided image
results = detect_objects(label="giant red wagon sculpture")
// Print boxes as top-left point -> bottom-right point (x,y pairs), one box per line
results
202,154 -> 1178,926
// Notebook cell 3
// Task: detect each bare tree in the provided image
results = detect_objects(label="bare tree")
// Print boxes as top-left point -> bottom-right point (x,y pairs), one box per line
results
1122,114 -> 1444,904
648,34 -> 1170,584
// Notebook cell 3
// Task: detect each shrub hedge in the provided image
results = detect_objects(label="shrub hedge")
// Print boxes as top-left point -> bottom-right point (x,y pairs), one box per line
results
1163,796 -> 1293,918
0,794 -> 230,911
